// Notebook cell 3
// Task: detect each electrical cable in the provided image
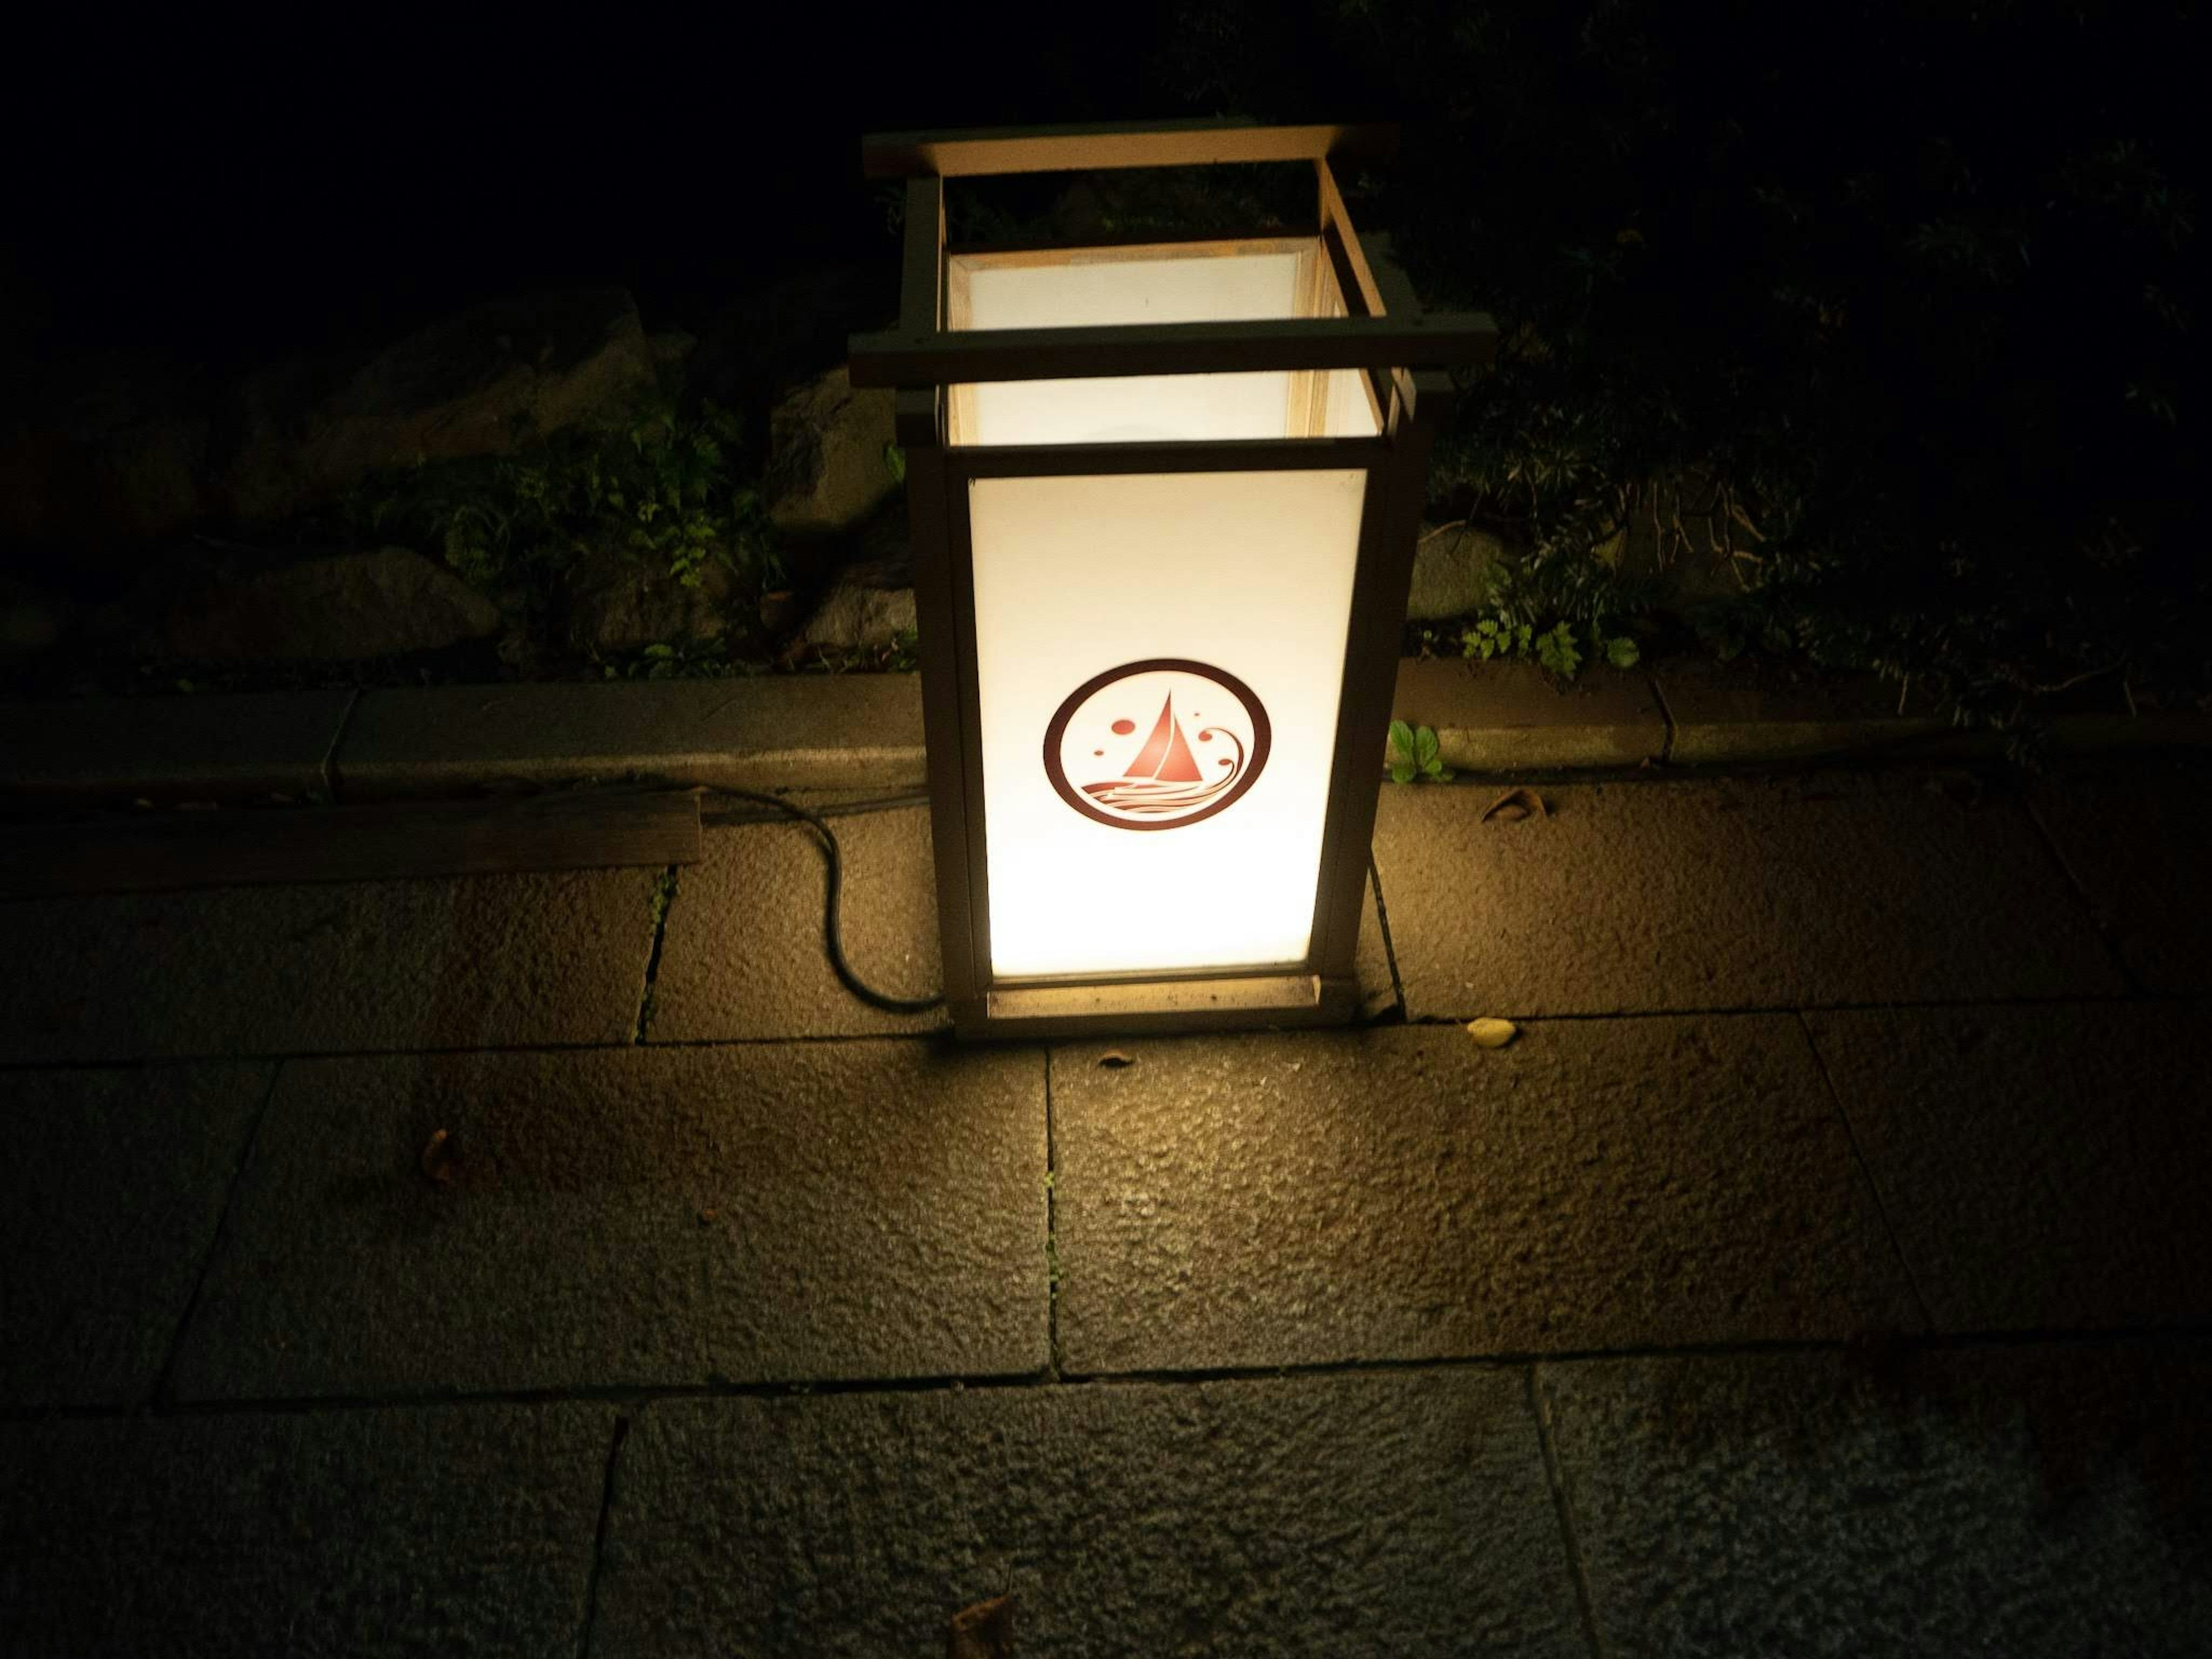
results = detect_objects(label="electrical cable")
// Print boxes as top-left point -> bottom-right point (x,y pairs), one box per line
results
699,786 -> 945,1014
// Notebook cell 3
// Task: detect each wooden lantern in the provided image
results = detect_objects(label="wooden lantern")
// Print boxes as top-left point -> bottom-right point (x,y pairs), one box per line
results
849,119 -> 1494,1038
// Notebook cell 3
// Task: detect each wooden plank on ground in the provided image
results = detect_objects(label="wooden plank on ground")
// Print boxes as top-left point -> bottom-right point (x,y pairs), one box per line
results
0,791 -> 702,899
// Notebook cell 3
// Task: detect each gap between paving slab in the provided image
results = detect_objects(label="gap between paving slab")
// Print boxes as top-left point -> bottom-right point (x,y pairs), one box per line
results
3,662 -> 2205,809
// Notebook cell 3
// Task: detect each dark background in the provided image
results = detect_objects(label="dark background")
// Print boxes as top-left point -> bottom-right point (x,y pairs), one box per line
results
2,6 -> 1199,374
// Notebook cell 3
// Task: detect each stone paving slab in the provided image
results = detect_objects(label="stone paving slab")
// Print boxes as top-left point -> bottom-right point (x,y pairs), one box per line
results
1806,1003 -> 2212,1333
593,1370 -> 1585,1658
1050,1020 -> 1919,1376
0,1402 -> 611,1656
1,1063 -> 270,1408
1540,1343 -> 2212,1656
1393,657 -> 1667,771
1651,660 -> 1989,765
652,809 -> 1400,1042
2029,760 -> 2212,993
332,677 -> 926,800
650,806 -> 948,1040
0,688 -> 355,804
1372,774 -> 2122,1019
173,1042 -> 1047,1399
0,865 -> 660,1062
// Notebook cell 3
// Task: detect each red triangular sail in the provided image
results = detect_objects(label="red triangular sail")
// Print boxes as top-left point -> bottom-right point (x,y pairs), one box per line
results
1124,694 -> 1177,778
1155,717 -> 1204,782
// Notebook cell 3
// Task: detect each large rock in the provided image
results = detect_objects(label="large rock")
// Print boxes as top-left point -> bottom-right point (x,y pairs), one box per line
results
765,366 -> 897,537
0,293 -> 661,546
1404,521 -> 1504,620
160,546 -> 502,664
562,546 -> 736,656
216,289 -> 658,524
799,567 -> 916,652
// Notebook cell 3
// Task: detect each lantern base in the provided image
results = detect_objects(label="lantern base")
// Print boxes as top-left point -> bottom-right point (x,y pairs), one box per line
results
950,971 -> 1359,1041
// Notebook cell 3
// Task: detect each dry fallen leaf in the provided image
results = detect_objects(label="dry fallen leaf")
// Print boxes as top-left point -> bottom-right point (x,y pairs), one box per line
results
1482,786 -> 1548,823
419,1128 -> 456,1187
1097,1051 -> 1135,1069
1466,1017 -> 1520,1049
948,1595 -> 1016,1659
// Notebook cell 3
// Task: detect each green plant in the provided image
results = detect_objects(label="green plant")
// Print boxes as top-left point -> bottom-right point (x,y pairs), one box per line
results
600,638 -> 761,681
344,392 -> 781,605
1165,0 -> 2205,736
1459,613 -> 1638,677
1388,719 -> 1453,784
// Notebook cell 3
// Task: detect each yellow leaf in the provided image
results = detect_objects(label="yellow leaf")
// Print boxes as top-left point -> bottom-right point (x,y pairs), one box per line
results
1467,1017 -> 1519,1049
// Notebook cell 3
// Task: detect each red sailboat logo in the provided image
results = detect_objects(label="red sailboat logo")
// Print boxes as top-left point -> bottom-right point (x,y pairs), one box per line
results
1042,658 -> 1271,831
1081,691 -> 1245,817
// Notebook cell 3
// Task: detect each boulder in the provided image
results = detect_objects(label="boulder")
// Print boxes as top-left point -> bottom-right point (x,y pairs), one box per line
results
800,569 -> 917,652
1405,522 -> 1504,620
159,546 -> 502,664
765,365 -> 898,538
216,289 -> 658,524
563,547 -> 736,656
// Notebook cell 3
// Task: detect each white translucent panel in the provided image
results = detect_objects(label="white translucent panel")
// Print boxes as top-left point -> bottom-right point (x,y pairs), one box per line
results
1324,366 -> 1382,437
951,245 -> 1384,446
965,251 -> 1306,329
969,469 -> 1366,979
969,369 -> 1298,445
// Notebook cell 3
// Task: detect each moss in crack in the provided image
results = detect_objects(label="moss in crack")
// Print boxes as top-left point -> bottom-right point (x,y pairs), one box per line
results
634,866 -> 680,1043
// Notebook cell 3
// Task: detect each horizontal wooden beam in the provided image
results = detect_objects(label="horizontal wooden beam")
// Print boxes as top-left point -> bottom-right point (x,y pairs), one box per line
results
863,119 -> 1397,180
948,436 -> 1392,479
849,312 -> 1498,388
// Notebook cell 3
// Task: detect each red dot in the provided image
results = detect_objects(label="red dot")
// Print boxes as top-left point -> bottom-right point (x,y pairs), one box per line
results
1110,718 -> 1135,735
1197,730 -> 1212,742
1092,748 -> 1104,756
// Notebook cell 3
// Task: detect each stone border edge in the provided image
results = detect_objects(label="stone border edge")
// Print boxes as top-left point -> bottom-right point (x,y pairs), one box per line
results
2,667 -> 2205,809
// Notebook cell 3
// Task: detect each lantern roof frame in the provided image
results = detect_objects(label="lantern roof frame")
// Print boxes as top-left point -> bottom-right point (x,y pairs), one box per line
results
847,119 -> 1497,393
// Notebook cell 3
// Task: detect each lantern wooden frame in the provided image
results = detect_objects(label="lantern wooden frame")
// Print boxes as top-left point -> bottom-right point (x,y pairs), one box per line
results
849,119 -> 1495,1039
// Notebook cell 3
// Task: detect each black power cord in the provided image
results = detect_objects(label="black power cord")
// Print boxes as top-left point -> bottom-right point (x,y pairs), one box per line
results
701,787 -> 946,1014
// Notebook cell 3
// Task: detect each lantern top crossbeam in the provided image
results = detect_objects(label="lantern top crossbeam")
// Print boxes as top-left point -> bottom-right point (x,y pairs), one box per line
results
861,118 -> 1398,180
849,119 -> 1496,398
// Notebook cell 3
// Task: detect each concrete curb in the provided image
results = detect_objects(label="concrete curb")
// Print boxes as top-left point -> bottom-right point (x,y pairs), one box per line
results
2,664 -> 2204,808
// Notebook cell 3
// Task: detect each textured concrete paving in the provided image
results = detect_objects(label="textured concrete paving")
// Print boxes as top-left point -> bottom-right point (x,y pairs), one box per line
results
1541,1343 -> 2212,1656
651,808 -> 1400,1039
2031,760 -> 2212,994
1050,1021 -> 1919,1375
1,1063 -> 270,1407
173,1043 -> 1047,1399
1393,657 -> 1667,770
3,760 -> 2202,1654
0,1403 -> 612,1656
1372,773 -> 2122,1019
0,865 -> 660,1061
1807,1003 -> 2212,1332
650,806 -> 949,1039
592,1371 -> 1585,1659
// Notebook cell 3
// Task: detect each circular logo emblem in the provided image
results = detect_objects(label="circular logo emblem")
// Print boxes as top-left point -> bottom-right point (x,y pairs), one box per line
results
1043,658 -> 1271,831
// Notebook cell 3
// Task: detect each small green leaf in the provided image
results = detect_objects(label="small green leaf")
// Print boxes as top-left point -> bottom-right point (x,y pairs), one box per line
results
1414,725 -> 1441,768
1390,762 -> 1418,785
1388,719 -> 1417,767
883,442 -> 907,484
1606,637 -> 1642,669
